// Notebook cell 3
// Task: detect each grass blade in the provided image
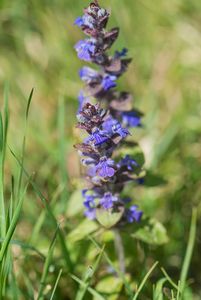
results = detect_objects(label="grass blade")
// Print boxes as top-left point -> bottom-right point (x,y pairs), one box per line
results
75,245 -> 105,300
180,208 -> 197,296
26,88 -> 34,120
0,180 -> 30,262
57,97 -> 69,213
153,278 -> 166,300
88,235 -> 133,297
132,261 -> 158,300
18,88 -> 34,198
70,274 -> 105,300
37,229 -> 58,300
0,113 -> 3,153
10,266 -> 20,300
161,268 -> 179,291
176,281 -> 181,300
3,83 -> 9,159
0,238 -> 45,259
9,147 -> 74,272
0,113 -> 6,238
50,269 -> 63,300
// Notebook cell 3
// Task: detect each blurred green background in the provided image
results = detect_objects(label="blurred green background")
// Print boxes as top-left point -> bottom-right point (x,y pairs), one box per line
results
0,0 -> 201,299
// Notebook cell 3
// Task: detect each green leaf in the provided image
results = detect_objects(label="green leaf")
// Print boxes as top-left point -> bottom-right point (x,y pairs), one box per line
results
95,276 -> 123,300
67,219 -> 99,243
67,190 -> 83,217
89,236 -> 133,297
96,206 -> 124,229
131,218 -> 168,245
116,143 -> 145,167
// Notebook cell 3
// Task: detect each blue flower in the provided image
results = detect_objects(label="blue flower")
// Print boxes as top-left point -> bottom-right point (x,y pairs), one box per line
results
83,195 -> 95,209
82,157 -> 96,167
102,117 -> 129,138
78,91 -> 89,112
122,111 -> 141,128
102,117 -> 116,135
102,75 -> 117,91
126,205 -> 143,223
87,129 -> 109,146
82,15 -> 95,29
79,69 -> 116,91
74,14 -> 96,29
79,66 -> 99,82
122,197 -> 131,203
99,192 -> 118,209
112,122 -> 129,138
97,8 -> 108,18
115,48 -> 128,58
74,39 -> 96,61
118,155 -> 138,171
96,157 -> 116,178
74,16 -> 84,27
74,2 -> 144,227
84,208 -> 96,220
136,178 -> 145,185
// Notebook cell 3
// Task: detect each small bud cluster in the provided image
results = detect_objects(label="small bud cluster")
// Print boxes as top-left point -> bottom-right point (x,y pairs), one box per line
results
74,1 -> 143,226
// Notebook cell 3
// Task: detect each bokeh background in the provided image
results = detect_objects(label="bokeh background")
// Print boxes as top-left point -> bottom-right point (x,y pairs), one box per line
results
0,0 -> 200,299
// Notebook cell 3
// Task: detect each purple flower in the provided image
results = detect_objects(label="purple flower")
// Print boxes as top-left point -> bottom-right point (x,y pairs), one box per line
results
99,192 -> 118,209
78,91 -> 88,112
115,48 -> 128,58
96,157 -> 116,178
126,205 -> 143,223
102,75 -> 117,91
74,16 -> 84,27
102,117 -> 116,134
102,117 -> 129,138
82,15 -> 96,29
83,195 -> 95,209
122,197 -> 131,203
74,39 -> 96,61
74,2 -> 144,227
87,129 -> 109,146
97,7 -> 108,18
112,122 -> 129,138
79,66 -> 99,83
122,111 -> 141,128
74,14 -> 96,29
82,157 -> 96,167
85,208 -> 96,220
136,178 -> 145,185
118,155 -> 138,171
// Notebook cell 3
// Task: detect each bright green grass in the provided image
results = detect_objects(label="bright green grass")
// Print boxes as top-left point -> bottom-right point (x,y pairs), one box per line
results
0,0 -> 201,299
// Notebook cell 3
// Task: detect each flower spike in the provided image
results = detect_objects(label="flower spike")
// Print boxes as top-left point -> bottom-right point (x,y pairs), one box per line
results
74,1 -> 144,227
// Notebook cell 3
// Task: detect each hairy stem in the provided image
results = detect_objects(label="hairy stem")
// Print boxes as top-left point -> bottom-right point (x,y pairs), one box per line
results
114,229 -> 125,274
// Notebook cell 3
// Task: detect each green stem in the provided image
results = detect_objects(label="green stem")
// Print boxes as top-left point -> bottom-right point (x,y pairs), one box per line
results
114,229 -> 125,274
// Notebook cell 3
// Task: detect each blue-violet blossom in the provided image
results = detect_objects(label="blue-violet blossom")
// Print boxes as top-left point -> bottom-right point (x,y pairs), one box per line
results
74,1 -> 144,227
